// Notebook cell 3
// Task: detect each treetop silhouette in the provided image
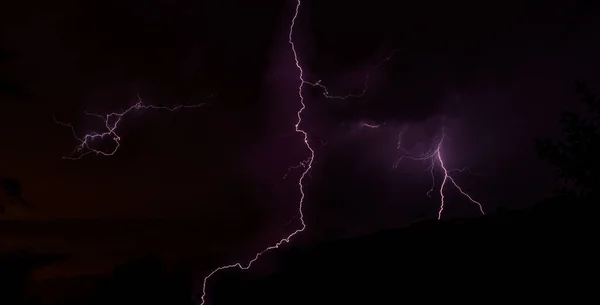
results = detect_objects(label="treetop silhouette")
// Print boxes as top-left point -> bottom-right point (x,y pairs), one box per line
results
535,81 -> 600,199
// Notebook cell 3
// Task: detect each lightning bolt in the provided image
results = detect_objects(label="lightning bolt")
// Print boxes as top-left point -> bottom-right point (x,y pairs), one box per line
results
198,1 -> 399,303
54,95 -> 206,160
281,159 -> 311,180
198,2 -> 311,304
55,2 -> 479,302
393,126 -> 485,219
359,122 -> 384,129
306,49 -> 399,100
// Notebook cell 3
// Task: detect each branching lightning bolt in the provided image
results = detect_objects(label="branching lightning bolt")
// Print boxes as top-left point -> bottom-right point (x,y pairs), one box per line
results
198,2 -> 311,304
281,159 -> 311,180
306,49 -> 399,100
393,126 -> 485,219
198,1 -> 399,304
54,95 -> 206,160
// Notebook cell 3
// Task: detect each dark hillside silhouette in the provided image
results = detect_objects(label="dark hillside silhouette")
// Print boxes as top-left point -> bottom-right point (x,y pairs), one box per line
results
201,200 -> 595,304
71,255 -> 194,305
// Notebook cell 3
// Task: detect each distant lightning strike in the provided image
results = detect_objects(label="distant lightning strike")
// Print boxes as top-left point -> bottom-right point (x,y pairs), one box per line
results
55,95 -> 206,160
393,126 -> 485,219
360,122 -> 383,129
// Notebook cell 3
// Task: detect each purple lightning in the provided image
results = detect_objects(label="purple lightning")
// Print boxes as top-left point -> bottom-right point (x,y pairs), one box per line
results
281,159 -> 311,180
393,126 -> 485,219
198,1 -> 311,304
54,95 -> 206,160
198,1 -> 398,304
306,50 -> 399,100
359,122 -> 384,129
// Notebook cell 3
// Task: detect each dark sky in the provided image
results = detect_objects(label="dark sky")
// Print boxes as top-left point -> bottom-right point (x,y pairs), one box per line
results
1,0 -> 600,277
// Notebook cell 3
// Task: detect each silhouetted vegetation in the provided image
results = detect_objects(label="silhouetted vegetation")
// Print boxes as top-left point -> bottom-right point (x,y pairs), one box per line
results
0,178 -> 29,215
536,82 -> 600,200
1,178 -> 28,212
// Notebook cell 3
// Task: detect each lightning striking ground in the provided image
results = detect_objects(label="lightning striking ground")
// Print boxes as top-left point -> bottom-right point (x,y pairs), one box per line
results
198,1 -> 311,304
198,0 -> 400,303
54,95 -> 206,160
393,126 -> 485,219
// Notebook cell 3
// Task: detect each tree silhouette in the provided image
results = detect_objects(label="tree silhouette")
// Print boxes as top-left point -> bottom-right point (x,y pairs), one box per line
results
535,82 -> 600,200
0,178 -> 29,214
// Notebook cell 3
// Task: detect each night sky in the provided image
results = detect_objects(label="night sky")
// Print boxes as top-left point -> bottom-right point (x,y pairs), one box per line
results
1,0 -> 600,279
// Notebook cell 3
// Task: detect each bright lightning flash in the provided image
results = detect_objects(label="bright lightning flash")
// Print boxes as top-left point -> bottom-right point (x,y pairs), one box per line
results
198,2 -> 310,304
393,126 -> 485,219
198,1 -> 399,304
54,95 -> 206,160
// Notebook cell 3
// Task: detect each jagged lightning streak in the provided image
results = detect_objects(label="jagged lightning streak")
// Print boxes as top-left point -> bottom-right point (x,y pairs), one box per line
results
199,0 -> 397,302
199,1 -> 401,302
306,49 -> 399,100
198,2 -> 311,304
281,44 -> 397,179
54,95 -> 206,160
360,122 -> 383,129
281,159 -> 311,180
393,126 -> 485,219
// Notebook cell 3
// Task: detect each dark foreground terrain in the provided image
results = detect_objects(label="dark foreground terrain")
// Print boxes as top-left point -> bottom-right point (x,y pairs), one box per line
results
207,196 -> 597,304
2,196 -> 596,305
